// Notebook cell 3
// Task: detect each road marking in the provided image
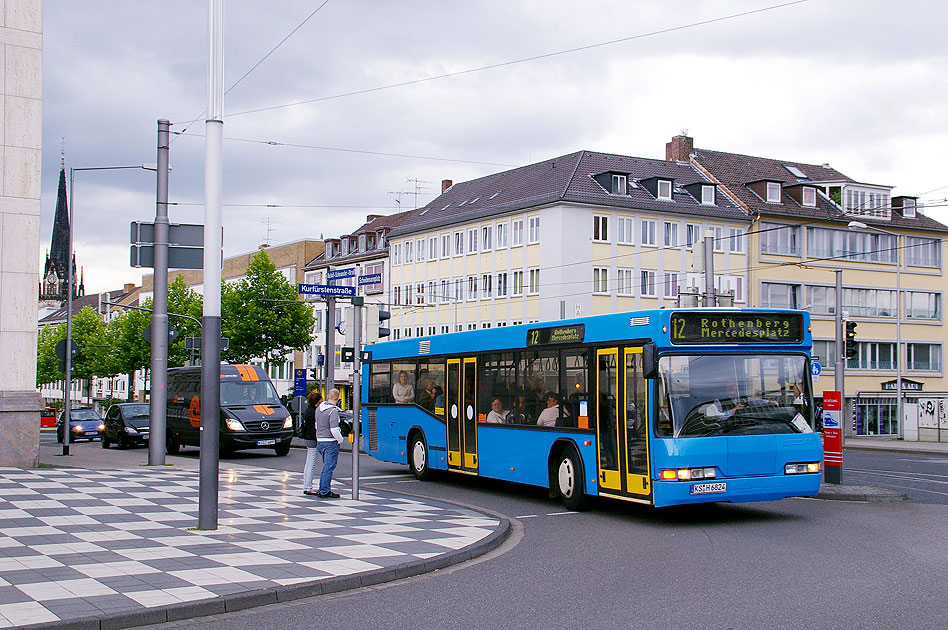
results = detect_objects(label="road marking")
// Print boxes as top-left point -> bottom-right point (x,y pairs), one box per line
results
848,469 -> 948,485
336,474 -> 412,481
857,481 -> 948,498
514,511 -> 579,519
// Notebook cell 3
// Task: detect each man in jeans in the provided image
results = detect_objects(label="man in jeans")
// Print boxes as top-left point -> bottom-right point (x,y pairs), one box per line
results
315,388 -> 345,498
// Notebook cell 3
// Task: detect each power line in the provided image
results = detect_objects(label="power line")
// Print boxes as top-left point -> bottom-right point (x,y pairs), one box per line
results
206,1 -> 810,119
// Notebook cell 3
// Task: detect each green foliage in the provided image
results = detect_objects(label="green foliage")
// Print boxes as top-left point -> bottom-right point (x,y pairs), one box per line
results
221,249 -> 315,364
36,324 -> 63,386
166,275 -> 203,367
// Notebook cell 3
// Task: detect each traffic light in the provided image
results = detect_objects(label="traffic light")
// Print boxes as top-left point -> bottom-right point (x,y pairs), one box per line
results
845,321 -> 858,360
309,368 -> 318,381
365,306 -> 391,343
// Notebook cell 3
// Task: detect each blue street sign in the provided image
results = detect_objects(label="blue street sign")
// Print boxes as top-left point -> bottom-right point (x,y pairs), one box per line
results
327,268 -> 355,280
298,283 -> 355,297
293,369 -> 306,397
811,362 -> 822,376
358,273 -> 382,286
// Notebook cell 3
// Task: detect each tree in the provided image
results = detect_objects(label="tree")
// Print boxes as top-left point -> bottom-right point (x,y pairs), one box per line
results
221,249 -> 314,366
36,324 -> 63,387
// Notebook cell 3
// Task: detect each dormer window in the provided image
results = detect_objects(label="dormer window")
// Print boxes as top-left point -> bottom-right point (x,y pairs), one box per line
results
358,234 -> 366,251
802,186 -> 816,207
612,174 -> 627,194
701,185 -> 715,205
766,182 -> 782,203
341,239 -> 349,255
902,198 -> 917,218
658,179 -> 673,200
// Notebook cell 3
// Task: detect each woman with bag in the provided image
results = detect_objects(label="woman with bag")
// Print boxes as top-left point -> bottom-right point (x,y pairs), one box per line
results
301,389 -> 323,495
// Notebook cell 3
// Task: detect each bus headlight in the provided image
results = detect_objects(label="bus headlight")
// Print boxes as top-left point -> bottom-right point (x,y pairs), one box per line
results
225,419 -> 246,431
282,417 -> 293,429
660,467 -> 716,481
785,462 -> 821,474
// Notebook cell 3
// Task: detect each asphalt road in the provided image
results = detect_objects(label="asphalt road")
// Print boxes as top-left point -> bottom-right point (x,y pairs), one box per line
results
843,449 -> 948,504
38,436 -> 948,629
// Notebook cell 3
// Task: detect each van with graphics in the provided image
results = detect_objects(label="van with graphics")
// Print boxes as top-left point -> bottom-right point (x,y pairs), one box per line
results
166,364 -> 294,456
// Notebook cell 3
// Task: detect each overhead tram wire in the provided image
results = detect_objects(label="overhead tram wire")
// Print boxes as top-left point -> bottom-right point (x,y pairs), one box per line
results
173,0 -> 335,141
174,0 -> 809,123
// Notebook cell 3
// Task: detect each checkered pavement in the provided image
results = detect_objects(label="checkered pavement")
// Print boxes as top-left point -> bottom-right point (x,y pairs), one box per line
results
0,466 -> 500,628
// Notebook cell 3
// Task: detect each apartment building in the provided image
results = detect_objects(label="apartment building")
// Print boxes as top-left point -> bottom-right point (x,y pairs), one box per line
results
672,135 -> 948,439
387,151 -> 752,336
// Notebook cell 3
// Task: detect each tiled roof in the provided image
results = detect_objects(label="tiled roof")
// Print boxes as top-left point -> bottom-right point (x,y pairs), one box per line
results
389,150 -> 749,237
694,148 -> 948,233
38,287 -> 139,326
304,209 -> 415,269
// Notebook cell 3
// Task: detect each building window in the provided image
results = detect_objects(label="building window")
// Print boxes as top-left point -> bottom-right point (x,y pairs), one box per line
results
496,222 -> 508,248
454,231 -> 464,255
657,180 -> 672,200
482,225 -> 493,250
454,277 -> 464,301
612,174 -> 627,194
802,186 -> 816,207
405,240 -> 413,263
468,228 -> 478,253
842,288 -> 898,317
512,219 -> 524,246
427,281 -> 437,305
617,268 -> 634,295
440,279 -> 449,303
593,267 -> 609,294
528,268 -> 540,294
467,275 -> 478,300
807,227 -> 897,263
392,243 -> 401,265
441,233 -> 451,258
700,185 -> 715,205
728,228 -> 744,253
854,398 -> 899,436
428,236 -> 437,260
513,270 -> 524,296
686,224 -> 702,249
663,221 -> 679,248
640,220 -> 656,246
766,182 -> 782,203
617,217 -> 634,244
593,215 -> 609,242
362,262 -> 383,294
415,238 -> 424,262
481,274 -> 492,298
663,272 -> 680,298
528,216 -> 540,243
415,282 -> 425,305
761,283 -> 800,309
906,291 -> 941,320
416,327 -> 424,337
848,342 -> 897,371
405,284 -> 413,305
497,272 -> 508,297
393,285 -> 402,306
760,223 -> 800,256
906,236 -> 941,267
907,344 -> 941,371
640,271 -> 656,297
429,326 -> 436,335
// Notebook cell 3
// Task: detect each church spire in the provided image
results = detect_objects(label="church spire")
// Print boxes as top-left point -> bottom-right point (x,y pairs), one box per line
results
49,165 -> 70,286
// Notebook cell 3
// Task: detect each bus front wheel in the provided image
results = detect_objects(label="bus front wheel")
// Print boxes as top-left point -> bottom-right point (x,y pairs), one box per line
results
556,447 -> 589,511
409,433 -> 432,481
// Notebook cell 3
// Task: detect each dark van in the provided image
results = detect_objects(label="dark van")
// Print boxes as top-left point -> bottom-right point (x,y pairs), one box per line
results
166,364 -> 293,456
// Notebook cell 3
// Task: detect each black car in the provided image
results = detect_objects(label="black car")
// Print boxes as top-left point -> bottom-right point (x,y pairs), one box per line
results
101,403 -> 151,449
56,408 -> 104,443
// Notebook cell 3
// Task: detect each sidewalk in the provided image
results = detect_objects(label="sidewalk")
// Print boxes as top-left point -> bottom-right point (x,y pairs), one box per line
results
0,465 -> 508,630
843,436 -> 948,456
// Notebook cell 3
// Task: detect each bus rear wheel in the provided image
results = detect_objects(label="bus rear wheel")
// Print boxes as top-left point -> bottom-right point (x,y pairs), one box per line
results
409,433 -> 432,481
556,447 -> 589,511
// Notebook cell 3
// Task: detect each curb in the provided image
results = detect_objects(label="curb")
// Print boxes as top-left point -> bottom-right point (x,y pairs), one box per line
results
844,444 -> 948,458
814,486 -> 909,503
18,495 -> 512,630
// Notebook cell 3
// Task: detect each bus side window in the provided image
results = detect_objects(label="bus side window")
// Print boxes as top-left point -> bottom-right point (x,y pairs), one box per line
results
392,362 -> 416,404
369,362 -> 393,404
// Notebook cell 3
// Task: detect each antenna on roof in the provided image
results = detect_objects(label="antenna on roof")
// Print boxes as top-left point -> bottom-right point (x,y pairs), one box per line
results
260,216 -> 279,248
405,178 -> 433,209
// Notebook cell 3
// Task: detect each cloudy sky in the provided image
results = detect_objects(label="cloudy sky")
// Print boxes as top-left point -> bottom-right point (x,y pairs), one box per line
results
41,0 -> 948,294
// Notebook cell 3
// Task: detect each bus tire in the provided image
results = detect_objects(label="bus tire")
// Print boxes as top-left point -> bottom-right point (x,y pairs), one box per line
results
166,435 -> 180,455
555,446 -> 589,511
274,442 -> 291,456
408,432 -> 432,481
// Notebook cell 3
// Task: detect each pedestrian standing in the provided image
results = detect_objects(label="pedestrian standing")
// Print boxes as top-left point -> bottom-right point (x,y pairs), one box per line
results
301,389 -> 323,496
314,388 -> 345,498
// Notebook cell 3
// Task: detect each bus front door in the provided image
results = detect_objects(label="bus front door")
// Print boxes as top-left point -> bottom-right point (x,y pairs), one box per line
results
446,357 -> 479,473
596,347 -> 651,502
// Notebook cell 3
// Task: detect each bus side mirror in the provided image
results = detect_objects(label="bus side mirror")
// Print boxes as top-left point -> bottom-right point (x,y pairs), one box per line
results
643,343 -> 659,380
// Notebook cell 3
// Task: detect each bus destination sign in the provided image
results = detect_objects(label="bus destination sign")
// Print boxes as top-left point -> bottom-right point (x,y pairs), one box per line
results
526,324 -> 585,347
670,312 -> 803,345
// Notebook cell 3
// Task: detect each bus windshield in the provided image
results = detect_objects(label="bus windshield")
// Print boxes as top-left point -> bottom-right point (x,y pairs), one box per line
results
656,354 -> 813,438
220,381 -> 281,406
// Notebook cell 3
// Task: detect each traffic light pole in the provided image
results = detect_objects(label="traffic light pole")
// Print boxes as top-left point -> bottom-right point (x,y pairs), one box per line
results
830,269 -> 844,485
351,297 -> 362,500
324,296 -> 335,398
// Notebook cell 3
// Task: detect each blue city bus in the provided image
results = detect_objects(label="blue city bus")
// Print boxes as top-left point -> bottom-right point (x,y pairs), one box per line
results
361,309 -> 822,509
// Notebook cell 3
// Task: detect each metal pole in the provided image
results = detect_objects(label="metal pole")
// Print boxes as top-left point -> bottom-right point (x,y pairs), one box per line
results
149,119 -> 171,466
63,169 -> 75,456
199,0 -> 224,530
325,296 -> 335,398
703,235 -> 715,307
829,269 -> 844,485
895,238 -> 903,440
351,297 -> 362,500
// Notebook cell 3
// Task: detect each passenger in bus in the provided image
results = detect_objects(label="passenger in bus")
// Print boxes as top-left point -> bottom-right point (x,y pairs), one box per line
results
486,397 -> 510,424
392,370 -> 414,403
417,375 -> 443,412
537,392 -> 561,427
509,395 -> 530,424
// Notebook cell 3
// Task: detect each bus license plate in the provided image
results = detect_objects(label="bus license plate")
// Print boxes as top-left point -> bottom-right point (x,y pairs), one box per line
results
690,482 -> 727,495
256,439 -> 276,446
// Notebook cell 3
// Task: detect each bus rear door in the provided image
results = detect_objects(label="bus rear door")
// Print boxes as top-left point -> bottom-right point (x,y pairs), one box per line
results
446,357 -> 478,473
595,346 -> 651,503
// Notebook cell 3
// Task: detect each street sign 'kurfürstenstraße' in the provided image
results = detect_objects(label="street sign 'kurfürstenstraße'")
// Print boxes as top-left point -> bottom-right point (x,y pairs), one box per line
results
298,283 -> 355,297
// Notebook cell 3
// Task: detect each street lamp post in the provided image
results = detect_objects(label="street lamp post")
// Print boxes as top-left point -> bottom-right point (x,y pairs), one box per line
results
65,164 -> 158,456
848,220 -> 902,439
